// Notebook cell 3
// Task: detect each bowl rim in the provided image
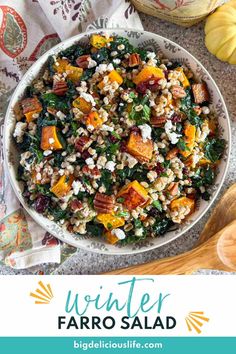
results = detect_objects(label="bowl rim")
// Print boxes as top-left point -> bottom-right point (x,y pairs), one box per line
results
3,27 -> 231,255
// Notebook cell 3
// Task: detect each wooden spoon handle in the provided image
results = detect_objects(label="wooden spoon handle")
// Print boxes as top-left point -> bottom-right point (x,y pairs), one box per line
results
104,221 -> 236,275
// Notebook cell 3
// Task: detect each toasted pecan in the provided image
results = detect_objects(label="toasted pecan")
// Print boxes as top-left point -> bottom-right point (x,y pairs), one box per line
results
171,85 -> 187,99
76,55 -> 90,68
192,83 -> 209,104
82,165 -> 101,179
70,199 -> 83,212
166,147 -> 179,160
94,193 -> 114,214
75,136 -> 92,153
150,115 -> 167,127
53,80 -> 68,96
168,182 -> 179,196
128,53 -> 141,67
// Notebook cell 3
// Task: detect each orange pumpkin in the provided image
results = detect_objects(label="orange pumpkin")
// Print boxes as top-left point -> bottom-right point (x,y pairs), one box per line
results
97,213 -> 125,230
50,175 -> 74,198
127,132 -> 153,162
86,111 -> 103,128
72,97 -> 92,114
133,66 -> 164,85
117,180 -> 149,210
40,126 -> 63,151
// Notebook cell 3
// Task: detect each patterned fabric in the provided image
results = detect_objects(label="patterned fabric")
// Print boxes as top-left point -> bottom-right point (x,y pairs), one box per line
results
0,0 -> 142,270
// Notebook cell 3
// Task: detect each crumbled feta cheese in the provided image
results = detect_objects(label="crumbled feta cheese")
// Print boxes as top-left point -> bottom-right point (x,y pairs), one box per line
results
87,124 -> 95,132
85,157 -> 94,166
43,150 -> 52,156
72,180 -> 84,195
49,138 -> 55,144
147,170 -> 158,182
87,57 -> 97,68
95,63 -> 108,74
111,51 -> 118,57
100,124 -> 114,132
164,120 -> 181,145
168,132 -> 181,145
111,228 -> 126,240
146,51 -> 156,59
117,44 -> 125,51
122,153 -> 138,168
56,111 -> 66,120
13,122 -> 27,143
165,119 -> 173,131
139,124 -> 152,142
201,106 -> 210,115
80,92 -> 96,106
105,161 -> 116,172
135,228 -> 143,236
107,63 -> 114,72
113,58 -> 121,65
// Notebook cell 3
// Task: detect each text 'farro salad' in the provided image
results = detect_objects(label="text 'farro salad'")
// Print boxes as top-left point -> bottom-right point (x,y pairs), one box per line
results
13,34 -> 226,245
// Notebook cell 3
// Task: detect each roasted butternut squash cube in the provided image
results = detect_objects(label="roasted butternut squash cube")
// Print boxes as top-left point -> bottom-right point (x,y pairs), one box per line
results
53,58 -> 69,74
98,69 -> 123,90
66,64 -> 83,83
198,158 -> 211,166
127,132 -> 153,162
50,175 -> 74,198
72,97 -> 92,114
97,213 -> 125,230
105,231 -> 119,244
133,66 -> 164,85
170,196 -> 195,214
40,126 -> 63,151
180,124 -> 196,158
90,34 -> 113,48
86,111 -> 103,128
176,67 -> 190,88
24,109 -> 41,123
117,180 -> 149,210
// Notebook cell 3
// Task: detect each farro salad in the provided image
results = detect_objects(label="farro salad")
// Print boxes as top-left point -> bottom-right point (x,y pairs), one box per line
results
13,34 -> 225,245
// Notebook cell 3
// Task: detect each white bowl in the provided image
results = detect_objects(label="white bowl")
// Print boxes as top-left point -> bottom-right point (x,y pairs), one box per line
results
4,28 -> 231,255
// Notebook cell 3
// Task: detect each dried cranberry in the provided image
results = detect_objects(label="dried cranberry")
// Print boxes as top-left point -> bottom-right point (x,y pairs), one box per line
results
130,126 -> 140,134
155,162 -> 165,176
70,199 -> 83,212
171,114 -> 181,123
108,135 -> 118,143
34,194 -> 50,213
120,141 -> 128,152
149,207 -> 161,217
183,167 -> 189,175
81,150 -> 91,159
146,77 -> 160,92
136,77 -> 160,93
136,81 -> 148,94
164,70 -> 168,79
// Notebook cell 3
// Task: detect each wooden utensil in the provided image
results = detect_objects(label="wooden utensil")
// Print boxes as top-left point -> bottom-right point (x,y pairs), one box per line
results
199,184 -> 236,244
104,184 -> 236,275
105,220 -> 236,274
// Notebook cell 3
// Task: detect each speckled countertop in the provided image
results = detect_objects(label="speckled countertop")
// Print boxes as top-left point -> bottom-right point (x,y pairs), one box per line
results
1,13 -> 236,275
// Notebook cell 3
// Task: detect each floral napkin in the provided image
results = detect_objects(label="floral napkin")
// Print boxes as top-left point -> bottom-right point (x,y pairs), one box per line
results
0,0 -> 143,270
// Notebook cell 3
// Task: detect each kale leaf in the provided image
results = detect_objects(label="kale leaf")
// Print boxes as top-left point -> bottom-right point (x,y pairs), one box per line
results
204,138 -> 225,163
42,93 -> 68,112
